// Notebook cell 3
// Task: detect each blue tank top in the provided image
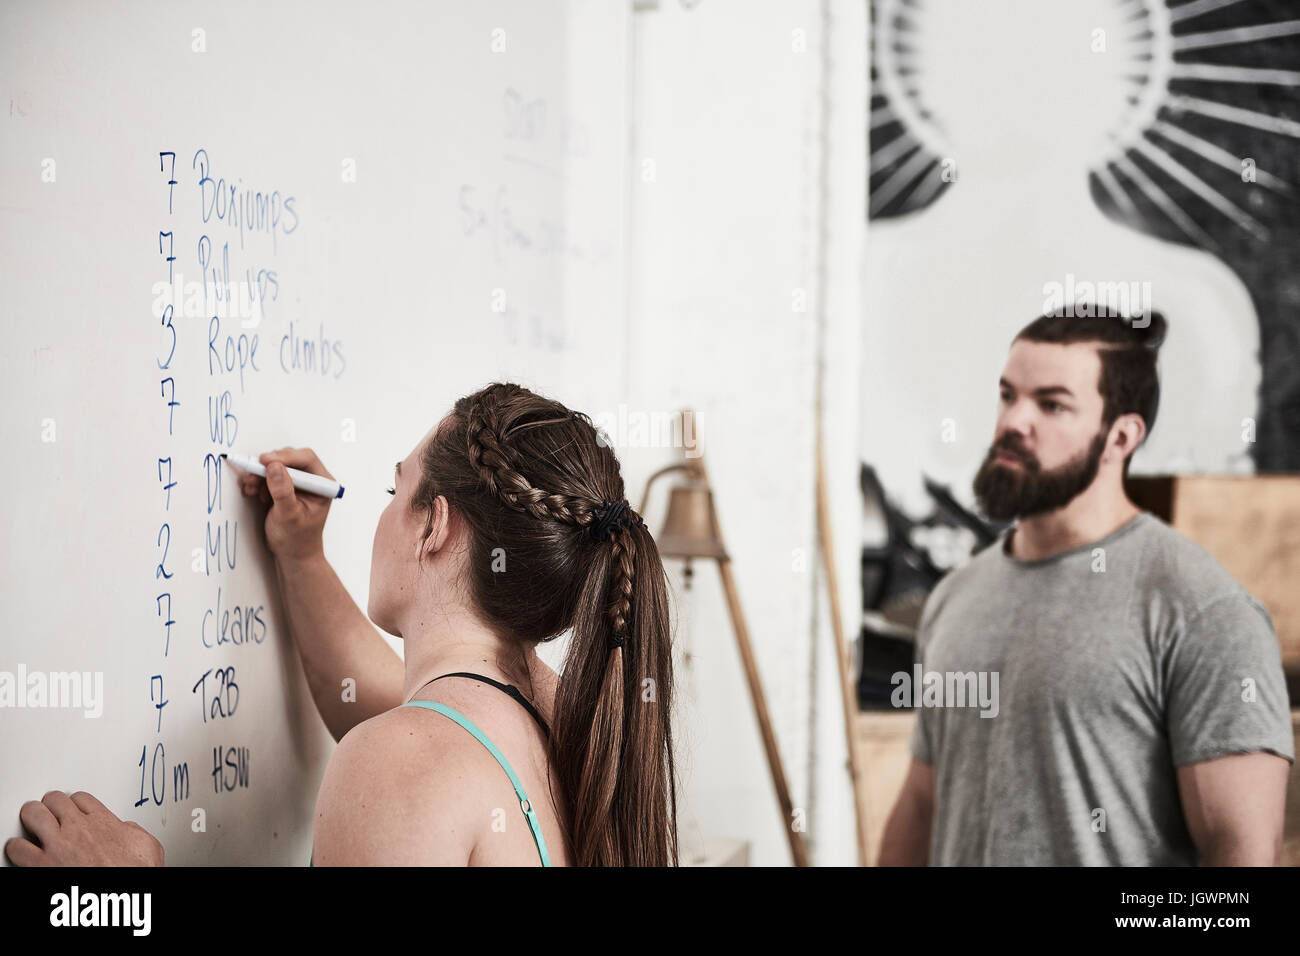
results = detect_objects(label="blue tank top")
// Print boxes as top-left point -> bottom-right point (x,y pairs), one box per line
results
309,672 -> 552,866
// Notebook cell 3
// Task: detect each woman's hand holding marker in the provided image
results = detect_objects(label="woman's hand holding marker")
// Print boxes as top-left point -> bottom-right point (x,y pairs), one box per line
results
234,447 -> 337,563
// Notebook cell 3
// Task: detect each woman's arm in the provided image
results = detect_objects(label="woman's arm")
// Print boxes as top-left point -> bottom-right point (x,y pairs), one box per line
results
242,447 -> 404,742
273,552 -> 404,742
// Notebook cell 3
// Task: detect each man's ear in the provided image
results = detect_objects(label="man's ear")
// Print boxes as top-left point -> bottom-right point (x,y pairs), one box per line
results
1108,413 -> 1147,467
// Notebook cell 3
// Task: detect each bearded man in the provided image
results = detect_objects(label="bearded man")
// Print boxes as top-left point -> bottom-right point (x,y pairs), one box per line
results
880,308 -> 1294,866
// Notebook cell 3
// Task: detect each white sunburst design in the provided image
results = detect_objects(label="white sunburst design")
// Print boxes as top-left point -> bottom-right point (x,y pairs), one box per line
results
871,0 -> 1300,239
861,0 -> 1298,481
1092,0 -> 1299,244
871,0 -> 1164,216
870,0 -> 953,216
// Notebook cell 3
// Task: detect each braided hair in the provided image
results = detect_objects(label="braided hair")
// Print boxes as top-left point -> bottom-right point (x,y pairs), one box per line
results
414,382 -> 678,866
461,386 -> 645,647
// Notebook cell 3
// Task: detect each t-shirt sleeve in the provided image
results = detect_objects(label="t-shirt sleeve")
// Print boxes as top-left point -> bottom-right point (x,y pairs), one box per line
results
1165,592 -> 1296,768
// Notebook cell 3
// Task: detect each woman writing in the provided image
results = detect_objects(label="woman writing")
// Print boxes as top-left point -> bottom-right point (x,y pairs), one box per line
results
6,382 -> 679,867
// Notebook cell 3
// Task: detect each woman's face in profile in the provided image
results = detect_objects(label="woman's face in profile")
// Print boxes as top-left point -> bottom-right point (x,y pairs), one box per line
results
367,422 -> 441,637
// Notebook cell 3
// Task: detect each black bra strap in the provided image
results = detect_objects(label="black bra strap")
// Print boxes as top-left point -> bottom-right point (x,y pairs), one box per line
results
427,671 -> 550,738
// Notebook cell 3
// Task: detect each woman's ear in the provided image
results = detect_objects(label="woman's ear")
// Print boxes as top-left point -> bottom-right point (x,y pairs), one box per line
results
420,495 -> 452,560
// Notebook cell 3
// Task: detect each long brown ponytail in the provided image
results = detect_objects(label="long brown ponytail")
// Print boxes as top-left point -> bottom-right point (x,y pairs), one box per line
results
414,382 -> 678,866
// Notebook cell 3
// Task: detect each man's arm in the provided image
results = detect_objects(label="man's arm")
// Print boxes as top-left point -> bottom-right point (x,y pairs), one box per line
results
878,758 -> 935,865
5,791 -> 163,866
1177,751 -> 1290,865
1162,592 -> 1295,864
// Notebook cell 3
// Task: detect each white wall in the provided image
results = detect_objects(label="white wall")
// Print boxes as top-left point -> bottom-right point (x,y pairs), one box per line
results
623,0 -> 865,866
0,0 -> 869,867
0,0 -> 635,865
811,0 -> 868,868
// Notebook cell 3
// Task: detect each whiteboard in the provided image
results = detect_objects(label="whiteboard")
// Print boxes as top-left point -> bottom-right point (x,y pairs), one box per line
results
0,0 -> 630,864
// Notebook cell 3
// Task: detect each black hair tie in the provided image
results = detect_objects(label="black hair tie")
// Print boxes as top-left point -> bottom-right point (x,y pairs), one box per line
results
591,500 -> 642,651
589,498 -> 644,543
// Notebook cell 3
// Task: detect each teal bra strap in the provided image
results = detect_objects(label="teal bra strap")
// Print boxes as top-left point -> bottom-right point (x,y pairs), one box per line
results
402,700 -> 552,867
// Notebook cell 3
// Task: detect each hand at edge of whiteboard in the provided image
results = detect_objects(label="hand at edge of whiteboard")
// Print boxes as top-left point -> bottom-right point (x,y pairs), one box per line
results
5,791 -> 164,867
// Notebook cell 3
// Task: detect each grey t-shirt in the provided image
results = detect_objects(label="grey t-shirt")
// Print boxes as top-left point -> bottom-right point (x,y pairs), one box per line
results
909,510 -> 1295,865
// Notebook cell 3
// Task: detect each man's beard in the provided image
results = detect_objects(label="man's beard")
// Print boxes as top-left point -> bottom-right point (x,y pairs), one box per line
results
973,428 -> 1108,522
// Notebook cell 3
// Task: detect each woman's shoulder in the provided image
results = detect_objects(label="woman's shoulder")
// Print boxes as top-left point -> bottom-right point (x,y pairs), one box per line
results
311,704 -> 499,865
345,702 -> 513,800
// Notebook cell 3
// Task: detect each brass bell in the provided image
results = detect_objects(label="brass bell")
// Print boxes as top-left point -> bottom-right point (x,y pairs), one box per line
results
655,481 -> 728,561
